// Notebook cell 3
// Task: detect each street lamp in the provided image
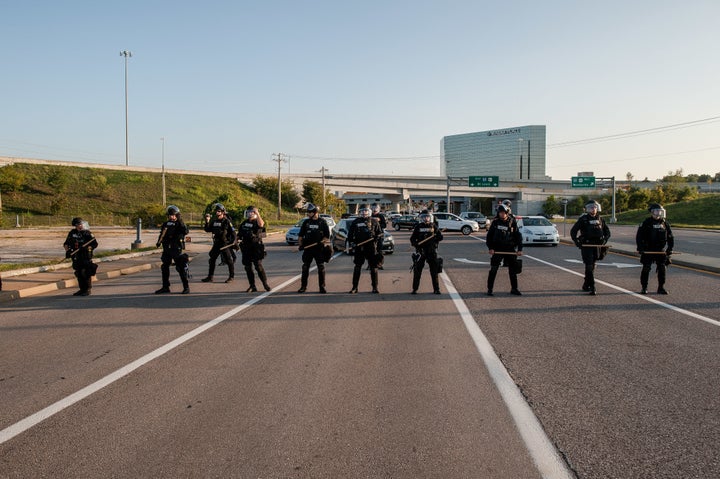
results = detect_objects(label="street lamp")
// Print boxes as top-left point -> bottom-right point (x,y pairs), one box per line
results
161,137 -> 166,206
120,50 -> 132,166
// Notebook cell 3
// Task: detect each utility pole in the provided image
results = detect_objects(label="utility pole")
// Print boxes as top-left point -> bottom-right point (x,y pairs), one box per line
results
272,153 -> 287,220
120,50 -> 132,166
161,137 -> 166,206
319,166 -> 328,212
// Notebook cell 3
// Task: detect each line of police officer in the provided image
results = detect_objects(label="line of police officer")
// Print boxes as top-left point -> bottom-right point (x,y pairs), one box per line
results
61,199 -> 674,297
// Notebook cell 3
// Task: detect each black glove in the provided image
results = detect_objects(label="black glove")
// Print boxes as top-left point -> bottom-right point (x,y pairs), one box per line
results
574,241 -> 582,248
666,250 -> 673,256
156,242 -> 161,248
65,250 -> 72,259
298,245 -> 303,251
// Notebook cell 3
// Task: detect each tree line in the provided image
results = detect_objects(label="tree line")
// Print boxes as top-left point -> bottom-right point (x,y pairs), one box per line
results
543,171 -> 712,216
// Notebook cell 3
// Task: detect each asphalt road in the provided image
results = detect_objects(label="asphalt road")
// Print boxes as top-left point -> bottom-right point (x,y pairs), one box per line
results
1,231 -> 719,478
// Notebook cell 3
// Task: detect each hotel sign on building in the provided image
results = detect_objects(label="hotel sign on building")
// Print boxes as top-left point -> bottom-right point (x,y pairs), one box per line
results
441,125 -> 547,181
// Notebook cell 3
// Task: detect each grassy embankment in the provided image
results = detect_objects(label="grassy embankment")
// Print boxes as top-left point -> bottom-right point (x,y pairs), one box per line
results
614,194 -> 720,228
0,162 -> 301,228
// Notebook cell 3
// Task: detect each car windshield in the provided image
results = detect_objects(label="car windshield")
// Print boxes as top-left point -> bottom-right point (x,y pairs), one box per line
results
294,218 -> 307,227
523,218 -> 552,227
465,213 -> 484,219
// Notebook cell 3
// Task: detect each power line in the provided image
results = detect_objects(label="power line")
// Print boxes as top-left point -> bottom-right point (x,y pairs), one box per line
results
548,116 -> 720,148
288,154 -> 440,162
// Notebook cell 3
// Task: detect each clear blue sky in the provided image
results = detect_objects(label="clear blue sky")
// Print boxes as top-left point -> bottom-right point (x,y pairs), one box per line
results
2,0 -> 719,181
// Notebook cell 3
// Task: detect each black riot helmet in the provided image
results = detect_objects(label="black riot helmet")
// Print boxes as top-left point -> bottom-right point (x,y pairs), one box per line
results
306,203 -> 318,213
167,205 -> 180,215
585,200 -> 601,214
71,217 -> 84,226
648,203 -> 665,219
496,204 -> 509,215
245,206 -> 257,219
358,204 -> 371,218
213,203 -> 226,212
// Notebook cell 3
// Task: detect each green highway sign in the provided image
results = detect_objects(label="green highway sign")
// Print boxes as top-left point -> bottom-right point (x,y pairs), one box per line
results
469,176 -> 499,187
571,176 -> 596,188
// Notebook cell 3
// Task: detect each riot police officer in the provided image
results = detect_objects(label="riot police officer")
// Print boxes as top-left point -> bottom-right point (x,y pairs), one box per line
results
410,210 -> 443,294
370,203 -> 387,269
636,203 -> 674,294
155,205 -> 190,294
570,199 -> 611,295
202,203 -> 236,283
238,205 -> 271,292
486,204 -> 523,296
297,203 -> 330,293
63,217 -> 98,296
347,205 -> 383,293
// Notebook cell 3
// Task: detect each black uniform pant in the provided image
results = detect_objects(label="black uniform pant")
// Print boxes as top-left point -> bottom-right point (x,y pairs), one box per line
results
242,252 -> 268,288
73,262 -> 94,292
640,253 -> 667,288
161,253 -> 189,289
300,249 -> 326,289
207,244 -> 234,279
580,246 -> 602,289
487,253 -> 518,291
352,247 -> 379,289
412,252 -> 440,292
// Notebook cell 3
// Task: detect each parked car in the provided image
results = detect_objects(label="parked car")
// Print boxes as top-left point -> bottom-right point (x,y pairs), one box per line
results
285,216 -> 335,245
433,212 -> 480,235
331,217 -> 395,254
392,214 -> 419,230
517,216 -> 559,246
319,214 -> 336,231
459,211 -> 491,229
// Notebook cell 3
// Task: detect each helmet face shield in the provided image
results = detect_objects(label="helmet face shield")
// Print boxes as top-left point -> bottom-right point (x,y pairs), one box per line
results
651,207 -> 665,219
359,208 -> 371,218
245,208 -> 257,219
419,213 -> 432,223
371,204 -> 380,214
585,202 -> 601,214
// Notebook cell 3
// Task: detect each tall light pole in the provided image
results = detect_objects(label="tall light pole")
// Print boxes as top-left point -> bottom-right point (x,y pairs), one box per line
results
272,153 -> 287,220
120,50 -> 132,166
319,166 -> 328,212
161,137 -> 166,206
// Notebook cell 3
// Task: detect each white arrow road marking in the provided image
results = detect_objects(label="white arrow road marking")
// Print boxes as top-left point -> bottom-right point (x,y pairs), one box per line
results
454,257 -> 490,265
564,259 -> 641,268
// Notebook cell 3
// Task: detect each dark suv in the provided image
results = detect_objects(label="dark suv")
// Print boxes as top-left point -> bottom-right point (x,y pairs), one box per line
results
392,214 -> 419,230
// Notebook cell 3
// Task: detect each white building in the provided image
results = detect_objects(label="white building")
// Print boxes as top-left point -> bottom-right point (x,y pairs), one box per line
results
441,125 -> 548,181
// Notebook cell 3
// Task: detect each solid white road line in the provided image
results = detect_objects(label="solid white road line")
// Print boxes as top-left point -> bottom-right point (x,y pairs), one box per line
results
527,254 -> 720,327
440,272 -> 575,479
0,274 -> 301,445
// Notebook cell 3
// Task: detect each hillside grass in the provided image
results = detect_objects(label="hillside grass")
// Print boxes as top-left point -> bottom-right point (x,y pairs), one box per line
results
1,163 -> 302,228
614,194 -> 720,228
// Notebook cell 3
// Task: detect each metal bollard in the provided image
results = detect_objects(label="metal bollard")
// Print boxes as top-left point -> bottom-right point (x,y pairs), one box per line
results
131,218 -> 144,249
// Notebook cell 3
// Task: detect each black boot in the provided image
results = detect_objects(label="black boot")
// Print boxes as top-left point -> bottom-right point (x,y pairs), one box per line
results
349,265 -> 361,293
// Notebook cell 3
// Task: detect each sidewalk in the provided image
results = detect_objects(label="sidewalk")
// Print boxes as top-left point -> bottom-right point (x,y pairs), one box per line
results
0,244 -> 205,303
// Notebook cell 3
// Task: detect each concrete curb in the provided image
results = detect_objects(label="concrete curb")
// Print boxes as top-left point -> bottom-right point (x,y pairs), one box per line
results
0,250 -> 161,278
0,255 -> 194,304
